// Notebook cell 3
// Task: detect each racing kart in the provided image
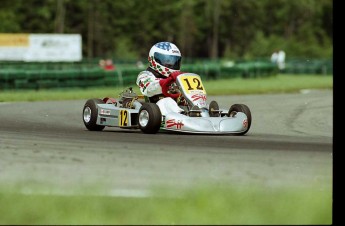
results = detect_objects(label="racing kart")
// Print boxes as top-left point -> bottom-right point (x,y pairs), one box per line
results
82,73 -> 251,135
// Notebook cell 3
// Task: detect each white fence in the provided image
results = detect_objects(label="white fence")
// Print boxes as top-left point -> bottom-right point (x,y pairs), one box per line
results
0,33 -> 82,62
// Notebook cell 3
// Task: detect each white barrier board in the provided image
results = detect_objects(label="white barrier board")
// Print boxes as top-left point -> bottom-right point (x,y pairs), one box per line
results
0,33 -> 82,62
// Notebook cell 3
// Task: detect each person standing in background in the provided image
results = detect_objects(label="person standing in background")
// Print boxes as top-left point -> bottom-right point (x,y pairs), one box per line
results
271,49 -> 286,72
271,49 -> 279,64
277,49 -> 286,72
104,59 -> 115,71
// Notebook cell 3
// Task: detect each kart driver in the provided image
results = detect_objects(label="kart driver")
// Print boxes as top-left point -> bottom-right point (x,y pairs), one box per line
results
136,41 -> 185,115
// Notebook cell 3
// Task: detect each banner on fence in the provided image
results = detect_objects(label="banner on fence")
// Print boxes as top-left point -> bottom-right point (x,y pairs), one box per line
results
0,33 -> 82,62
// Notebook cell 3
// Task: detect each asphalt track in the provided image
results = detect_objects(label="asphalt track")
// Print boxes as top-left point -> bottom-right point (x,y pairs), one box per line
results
0,89 -> 333,196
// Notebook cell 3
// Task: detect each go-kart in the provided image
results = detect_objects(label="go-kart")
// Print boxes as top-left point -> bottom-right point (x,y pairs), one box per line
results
82,73 -> 251,135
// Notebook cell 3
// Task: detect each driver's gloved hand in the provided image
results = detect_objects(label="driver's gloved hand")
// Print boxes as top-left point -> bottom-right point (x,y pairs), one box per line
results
159,71 -> 186,89
169,71 -> 184,81
159,76 -> 180,99
159,76 -> 173,90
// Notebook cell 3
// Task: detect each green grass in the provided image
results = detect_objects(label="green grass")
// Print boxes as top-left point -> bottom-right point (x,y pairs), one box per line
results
205,73 -> 333,95
0,74 -> 333,102
0,184 -> 332,225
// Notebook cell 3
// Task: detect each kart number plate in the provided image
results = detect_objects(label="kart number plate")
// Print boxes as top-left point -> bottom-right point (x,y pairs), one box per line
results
179,75 -> 206,94
119,110 -> 128,126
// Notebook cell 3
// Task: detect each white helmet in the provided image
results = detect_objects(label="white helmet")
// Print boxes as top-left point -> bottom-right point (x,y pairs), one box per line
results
148,42 -> 182,77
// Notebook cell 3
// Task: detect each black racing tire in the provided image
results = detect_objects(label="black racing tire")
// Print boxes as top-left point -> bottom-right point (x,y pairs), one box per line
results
228,104 -> 252,135
138,103 -> 162,134
209,100 -> 220,117
83,99 -> 105,131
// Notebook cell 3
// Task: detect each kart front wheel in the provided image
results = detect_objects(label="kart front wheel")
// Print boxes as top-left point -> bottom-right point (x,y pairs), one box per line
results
83,99 -> 105,131
228,104 -> 252,135
138,103 -> 162,134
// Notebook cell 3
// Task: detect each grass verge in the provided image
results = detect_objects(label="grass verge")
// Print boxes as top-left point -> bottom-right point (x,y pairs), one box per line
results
0,184 -> 332,225
0,74 -> 333,102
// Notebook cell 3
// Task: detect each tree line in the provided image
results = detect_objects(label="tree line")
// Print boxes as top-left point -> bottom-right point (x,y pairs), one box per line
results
0,0 -> 332,60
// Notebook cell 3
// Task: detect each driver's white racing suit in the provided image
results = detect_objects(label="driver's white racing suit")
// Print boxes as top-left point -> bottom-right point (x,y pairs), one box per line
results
136,70 -> 163,97
136,70 -> 183,115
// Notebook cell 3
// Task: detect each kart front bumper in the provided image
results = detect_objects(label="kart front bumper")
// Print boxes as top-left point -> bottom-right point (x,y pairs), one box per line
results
161,112 -> 249,134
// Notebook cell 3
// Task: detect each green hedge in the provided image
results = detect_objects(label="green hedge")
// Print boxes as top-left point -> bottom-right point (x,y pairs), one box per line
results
283,59 -> 332,75
0,58 -> 331,90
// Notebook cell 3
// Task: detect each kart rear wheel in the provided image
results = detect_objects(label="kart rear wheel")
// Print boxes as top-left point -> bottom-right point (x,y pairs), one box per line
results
228,104 -> 252,135
209,100 -> 220,117
138,103 -> 162,134
83,99 -> 105,131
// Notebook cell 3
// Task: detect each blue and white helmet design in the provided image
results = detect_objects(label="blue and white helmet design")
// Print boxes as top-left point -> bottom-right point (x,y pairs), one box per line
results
148,42 -> 182,77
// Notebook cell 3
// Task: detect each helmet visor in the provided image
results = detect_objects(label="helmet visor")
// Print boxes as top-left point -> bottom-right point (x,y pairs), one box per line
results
154,52 -> 181,70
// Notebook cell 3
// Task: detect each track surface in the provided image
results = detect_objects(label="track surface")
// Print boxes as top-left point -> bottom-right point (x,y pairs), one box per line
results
0,90 -> 332,196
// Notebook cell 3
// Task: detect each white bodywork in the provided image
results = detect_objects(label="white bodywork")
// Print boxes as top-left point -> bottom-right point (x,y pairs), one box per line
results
156,97 -> 184,115
94,73 -> 250,134
95,102 -> 249,134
